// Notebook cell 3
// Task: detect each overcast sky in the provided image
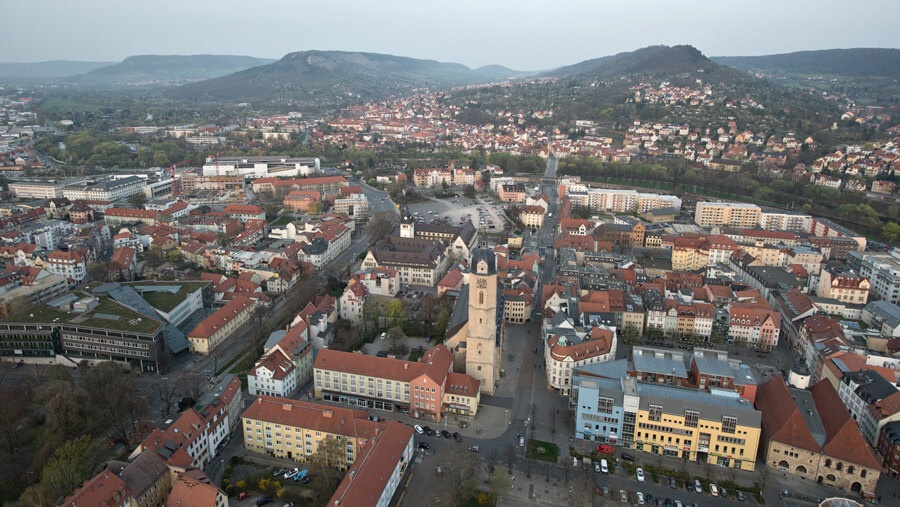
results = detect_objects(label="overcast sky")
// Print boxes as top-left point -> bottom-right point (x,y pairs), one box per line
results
4,0 -> 899,70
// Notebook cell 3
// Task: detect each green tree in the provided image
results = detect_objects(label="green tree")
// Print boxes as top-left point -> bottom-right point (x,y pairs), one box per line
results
882,221 -> 900,245
40,435 -> 106,501
386,299 -> 404,328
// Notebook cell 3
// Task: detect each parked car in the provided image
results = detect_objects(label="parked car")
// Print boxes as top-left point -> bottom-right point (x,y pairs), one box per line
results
452,431 -> 461,442
256,497 -> 273,507
720,487 -> 728,498
272,468 -> 285,477
668,477 -> 677,489
709,484 -> 719,497
636,467 -> 644,482
600,459 -> 609,473
414,425 -> 424,435
593,461 -> 601,473
519,435 -> 525,447
469,445 -> 480,453
637,492 -> 645,505
694,480 -> 702,494
417,442 -> 430,450
736,490 -> 745,501
283,468 -> 299,480
601,486 -> 610,497
237,492 -> 252,500
441,429 -> 452,439
596,444 -> 615,454
620,453 -> 635,462
619,490 -> 628,503
674,501 -> 683,507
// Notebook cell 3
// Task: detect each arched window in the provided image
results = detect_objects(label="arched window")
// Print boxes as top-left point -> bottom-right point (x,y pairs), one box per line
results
778,460 -> 790,468
824,459 -> 832,468
796,465 -> 807,474
860,469 -> 867,478
826,474 -> 836,482
836,462 -> 843,471
847,466 -> 855,474
479,291 -> 484,305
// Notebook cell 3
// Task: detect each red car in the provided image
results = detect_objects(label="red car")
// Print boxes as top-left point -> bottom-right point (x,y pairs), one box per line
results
596,444 -> 614,455
237,492 -> 252,501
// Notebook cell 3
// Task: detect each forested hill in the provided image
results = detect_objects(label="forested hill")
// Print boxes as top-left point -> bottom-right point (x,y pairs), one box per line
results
76,54 -> 275,85
0,60 -> 114,80
714,48 -> 900,78
164,50 -> 525,106
547,45 -> 750,85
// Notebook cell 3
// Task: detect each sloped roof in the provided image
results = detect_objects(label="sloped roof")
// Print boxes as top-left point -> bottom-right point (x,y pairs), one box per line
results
755,376 -> 820,452
810,380 -> 881,469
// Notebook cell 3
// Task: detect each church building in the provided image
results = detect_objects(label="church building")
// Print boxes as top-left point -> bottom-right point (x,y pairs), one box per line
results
445,248 -> 504,395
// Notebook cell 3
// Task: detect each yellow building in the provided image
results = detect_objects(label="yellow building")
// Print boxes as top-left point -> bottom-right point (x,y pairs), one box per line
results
629,378 -> 761,471
694,202 -> 762,228
241,396 -> 380,468
187,295 -> 257,355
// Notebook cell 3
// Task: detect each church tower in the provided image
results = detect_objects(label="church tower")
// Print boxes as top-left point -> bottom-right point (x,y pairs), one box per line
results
466,248 -> 501,395
399,214 -> 415,238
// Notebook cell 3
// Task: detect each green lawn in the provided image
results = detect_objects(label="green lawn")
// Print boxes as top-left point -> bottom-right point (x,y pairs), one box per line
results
269,216 -> 295,227
526,439 -> 559,463
141,290 -> 184,312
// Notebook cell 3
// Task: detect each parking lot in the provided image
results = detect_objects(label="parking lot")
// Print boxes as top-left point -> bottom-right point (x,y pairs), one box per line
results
405,196 -> 509,232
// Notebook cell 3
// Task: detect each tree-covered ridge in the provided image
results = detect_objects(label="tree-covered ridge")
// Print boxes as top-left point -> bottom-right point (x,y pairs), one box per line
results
714,49 -> 900,79
164,50 -> 527,106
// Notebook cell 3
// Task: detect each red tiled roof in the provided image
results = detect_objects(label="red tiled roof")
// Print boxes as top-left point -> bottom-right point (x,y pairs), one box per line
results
810,380 -> 881,469
188,296 -> 254,339
755,377 -> 820,452
315,344 -> 454,387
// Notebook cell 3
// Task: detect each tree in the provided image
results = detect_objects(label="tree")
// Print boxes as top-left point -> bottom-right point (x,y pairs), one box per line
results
436,444 -> 480,506
146,244 -> 165,268
309,436 -> 345,497
35,380 -> 89,437
883,221 -> 900,245
157,377 -> 180,418
386,326 -> 408,356
178,370 -> 205,402
39,435 -> 107,501
486,468 -> 510,503
386,299 -> 405,328
128,192 -> 148,208
463,185 -> 476,199
88,262 -> 109,282
366,211 -> 398,243
82,362 -> 148,442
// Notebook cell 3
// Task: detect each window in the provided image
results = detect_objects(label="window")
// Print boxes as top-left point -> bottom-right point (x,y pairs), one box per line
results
597,397 -> 614,414
684,410 -> 699,428
721,416 -> 737,434
648,404 -> 663,422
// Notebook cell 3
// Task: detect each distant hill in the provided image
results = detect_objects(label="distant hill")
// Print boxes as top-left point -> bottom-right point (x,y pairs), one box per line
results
164,50 -> 525,105
546,45 -> 750,84
76,54 -> 275,85
0,60 -> 114,80
714,49 -> 900,78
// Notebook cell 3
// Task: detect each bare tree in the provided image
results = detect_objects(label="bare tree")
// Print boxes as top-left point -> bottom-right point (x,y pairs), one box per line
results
178,370 -> 205,402
82,362 -> 148,442
366,211 -> 398,243
435,444 -> 480,507
386,326 -> 408,356
309,436 -> 346,497
157,378 -> 180,418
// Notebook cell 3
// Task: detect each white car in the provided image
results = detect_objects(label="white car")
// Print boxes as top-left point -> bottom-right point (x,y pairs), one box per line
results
414,425 -> 424,435
600,458 -> 609,473
636,467 -> 645,482
636,492 -> 645,505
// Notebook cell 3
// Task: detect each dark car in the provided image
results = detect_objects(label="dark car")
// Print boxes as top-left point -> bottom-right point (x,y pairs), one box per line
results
426,429 -> 436,437
256,497 -> 273,506
620,453 -> 635,462
417,442 -> 430,450
441,429 -> 452,439
453,431 -> 462,442
423,425 -> 433,434
664,499 -> 673,507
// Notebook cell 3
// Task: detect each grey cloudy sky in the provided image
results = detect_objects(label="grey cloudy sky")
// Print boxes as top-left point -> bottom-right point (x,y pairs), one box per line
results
4,0 -> 899,70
